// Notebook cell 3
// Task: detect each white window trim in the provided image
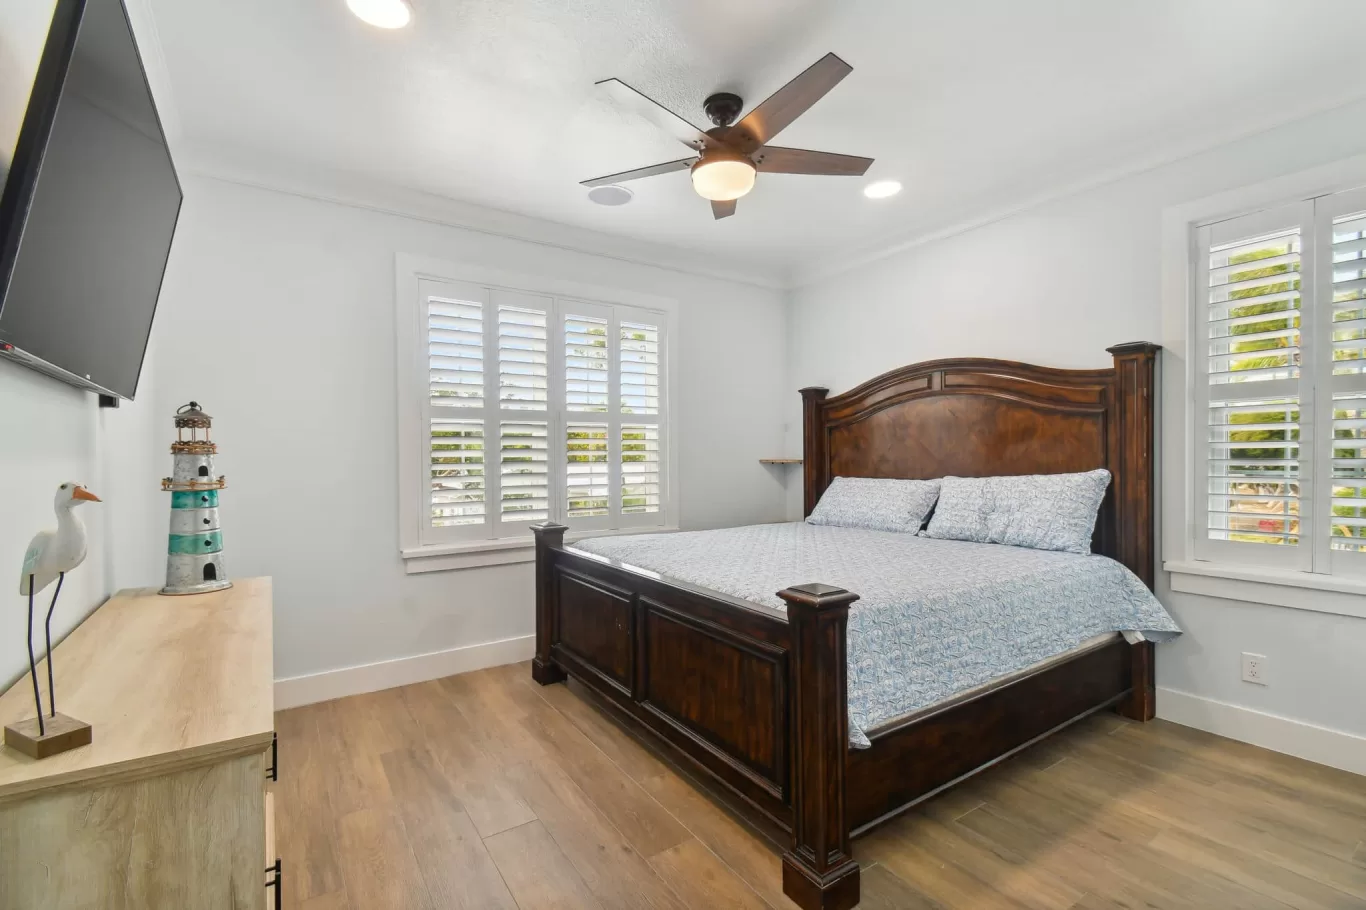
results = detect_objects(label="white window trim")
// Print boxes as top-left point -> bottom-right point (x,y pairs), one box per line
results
1160,153 -> 1366,614
395,253 -> 681,569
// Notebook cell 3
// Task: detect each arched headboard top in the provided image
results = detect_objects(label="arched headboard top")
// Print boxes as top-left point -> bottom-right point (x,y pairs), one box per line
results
800,343 -> 1159,588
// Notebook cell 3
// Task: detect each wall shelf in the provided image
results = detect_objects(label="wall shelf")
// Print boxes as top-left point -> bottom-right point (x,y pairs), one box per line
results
759,458 -> 803,465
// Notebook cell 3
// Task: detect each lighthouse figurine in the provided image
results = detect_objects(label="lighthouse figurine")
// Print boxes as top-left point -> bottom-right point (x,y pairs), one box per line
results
160,402 -> 231,595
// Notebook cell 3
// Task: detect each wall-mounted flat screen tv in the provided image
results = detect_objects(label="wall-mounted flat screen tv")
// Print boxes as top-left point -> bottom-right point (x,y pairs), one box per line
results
0,0 -> 182,400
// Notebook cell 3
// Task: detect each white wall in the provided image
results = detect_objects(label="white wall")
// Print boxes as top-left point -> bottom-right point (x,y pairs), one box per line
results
151,176 -> 789,689
0,355 -> 163,693
787,99 -> 1366,766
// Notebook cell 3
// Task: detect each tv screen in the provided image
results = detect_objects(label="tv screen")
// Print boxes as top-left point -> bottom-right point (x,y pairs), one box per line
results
0,0 -> 181,400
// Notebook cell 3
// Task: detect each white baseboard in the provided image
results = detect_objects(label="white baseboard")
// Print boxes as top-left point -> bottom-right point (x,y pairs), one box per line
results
274,634 -> 535,710
1157,687 -> 1366,776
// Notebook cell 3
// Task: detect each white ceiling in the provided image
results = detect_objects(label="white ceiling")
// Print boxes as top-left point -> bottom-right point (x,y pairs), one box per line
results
148,0 -> 1366,284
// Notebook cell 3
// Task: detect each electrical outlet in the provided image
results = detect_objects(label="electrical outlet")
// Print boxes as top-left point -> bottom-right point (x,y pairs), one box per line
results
1241,652 -> 1268,685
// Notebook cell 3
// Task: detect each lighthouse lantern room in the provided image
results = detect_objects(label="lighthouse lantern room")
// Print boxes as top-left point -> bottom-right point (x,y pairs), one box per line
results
160,401 -> 231,595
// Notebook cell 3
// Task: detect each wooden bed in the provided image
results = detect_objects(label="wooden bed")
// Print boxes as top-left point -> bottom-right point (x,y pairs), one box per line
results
530,343 -> 1159,910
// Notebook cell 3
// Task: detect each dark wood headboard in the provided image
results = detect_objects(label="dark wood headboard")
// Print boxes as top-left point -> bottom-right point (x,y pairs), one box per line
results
801,343 -> 1159,588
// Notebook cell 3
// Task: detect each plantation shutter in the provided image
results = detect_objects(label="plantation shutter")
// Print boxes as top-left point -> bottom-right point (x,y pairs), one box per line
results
562,302 -> 615,530
423,280 -> 489,532
559,302 -> 668,530
619,311 -> 665,525
1319,188 -> 1366,568
492,290 -> 552,535
1195,203 -> 1315,569
412,275 -> 668,546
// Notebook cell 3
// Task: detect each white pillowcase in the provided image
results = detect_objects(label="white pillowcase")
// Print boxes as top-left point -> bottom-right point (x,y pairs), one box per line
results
806,476 -> 942,533
921,469 -> 1111,554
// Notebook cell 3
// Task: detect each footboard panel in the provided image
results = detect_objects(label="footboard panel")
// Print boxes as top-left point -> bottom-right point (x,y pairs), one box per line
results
639,599 -> 789,796
846,636 -> 1133,834
555,568 -> 634,695
539,533 -> 796,830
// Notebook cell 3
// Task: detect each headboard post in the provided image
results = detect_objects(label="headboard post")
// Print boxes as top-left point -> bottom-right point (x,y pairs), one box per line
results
1106,343 -> 1160,590
800,387 -> 830,517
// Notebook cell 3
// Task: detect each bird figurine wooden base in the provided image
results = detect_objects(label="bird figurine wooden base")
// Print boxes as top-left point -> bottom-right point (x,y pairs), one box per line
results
3,483 -> 100,759
3,713 -> 92,759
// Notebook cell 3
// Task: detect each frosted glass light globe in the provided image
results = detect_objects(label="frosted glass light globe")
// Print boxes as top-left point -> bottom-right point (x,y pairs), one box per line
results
691,156 -> 757,202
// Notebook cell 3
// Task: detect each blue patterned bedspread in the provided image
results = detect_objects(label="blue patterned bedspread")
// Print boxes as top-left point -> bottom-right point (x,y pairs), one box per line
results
573,523 -> 1180,748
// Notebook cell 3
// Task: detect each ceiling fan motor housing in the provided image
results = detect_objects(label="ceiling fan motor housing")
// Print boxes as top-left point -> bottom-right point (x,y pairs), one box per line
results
703,92 -> 744,128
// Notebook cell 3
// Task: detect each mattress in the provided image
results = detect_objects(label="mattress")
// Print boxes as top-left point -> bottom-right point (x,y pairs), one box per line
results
572,522 -> 1180,748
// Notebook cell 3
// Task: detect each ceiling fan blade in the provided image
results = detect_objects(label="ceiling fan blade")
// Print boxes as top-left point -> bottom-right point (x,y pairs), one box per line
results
753,146 -> 873,176
712,199 -> 737,219
597,79 -> 724,152
581,157 -> 697,187
730,53 -> 853,152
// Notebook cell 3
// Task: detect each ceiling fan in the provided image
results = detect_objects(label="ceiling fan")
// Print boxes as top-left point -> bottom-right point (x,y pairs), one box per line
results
582,53 -> 874,220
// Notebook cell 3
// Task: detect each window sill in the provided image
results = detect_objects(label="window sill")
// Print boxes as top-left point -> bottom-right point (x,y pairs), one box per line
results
401,526 -> 678,574
1165,560 -> 1366,620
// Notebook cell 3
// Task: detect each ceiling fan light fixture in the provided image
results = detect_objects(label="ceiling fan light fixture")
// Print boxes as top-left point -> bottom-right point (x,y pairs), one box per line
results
690,153 -> 756,202
346,0 -> 413,29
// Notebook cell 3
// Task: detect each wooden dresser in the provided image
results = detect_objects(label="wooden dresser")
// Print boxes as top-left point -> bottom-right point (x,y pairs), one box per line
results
0,577 -> 277,910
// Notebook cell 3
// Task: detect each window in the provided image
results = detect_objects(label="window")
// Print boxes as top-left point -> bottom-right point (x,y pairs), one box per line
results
1194,186 -> 1366,576
407,270 -> 671,550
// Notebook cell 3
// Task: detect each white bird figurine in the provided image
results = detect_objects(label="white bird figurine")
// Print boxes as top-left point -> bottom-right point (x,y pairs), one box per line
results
20,483 -> 100,596
17,483 -> 100,734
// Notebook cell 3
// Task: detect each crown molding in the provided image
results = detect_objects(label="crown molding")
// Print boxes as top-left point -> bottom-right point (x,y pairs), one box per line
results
118,0 -> 785,291
787,91 -> 1366,289
177,146 -> 786,292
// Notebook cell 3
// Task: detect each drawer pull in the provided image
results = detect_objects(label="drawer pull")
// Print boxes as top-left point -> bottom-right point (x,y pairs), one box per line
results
266,731 -> 278,781
265,859 -> 282,910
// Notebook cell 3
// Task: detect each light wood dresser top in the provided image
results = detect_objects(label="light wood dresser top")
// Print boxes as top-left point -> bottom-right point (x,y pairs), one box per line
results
0,577 -> 274,804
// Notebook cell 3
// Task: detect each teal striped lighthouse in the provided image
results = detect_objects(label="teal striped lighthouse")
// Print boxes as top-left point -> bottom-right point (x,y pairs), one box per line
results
160,402 -> 231,595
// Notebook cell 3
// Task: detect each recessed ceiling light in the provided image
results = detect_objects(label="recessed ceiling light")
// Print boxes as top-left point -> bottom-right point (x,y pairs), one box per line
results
863,180 -> 902,199
346,0 -> 412,29
588,185 -> 634,206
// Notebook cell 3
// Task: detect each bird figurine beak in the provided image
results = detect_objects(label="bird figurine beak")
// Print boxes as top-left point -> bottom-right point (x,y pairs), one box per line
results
72,486 -> 101,502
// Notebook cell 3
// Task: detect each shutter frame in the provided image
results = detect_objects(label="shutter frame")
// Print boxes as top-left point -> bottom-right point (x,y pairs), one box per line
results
1192,202 -> 1315,571
420,279 -> 491,543
412,274 -> 670,544
1319,187 -> 1366,574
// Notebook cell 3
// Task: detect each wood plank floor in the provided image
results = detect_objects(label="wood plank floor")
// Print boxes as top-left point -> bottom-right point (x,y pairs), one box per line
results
274,662 -> 1366,909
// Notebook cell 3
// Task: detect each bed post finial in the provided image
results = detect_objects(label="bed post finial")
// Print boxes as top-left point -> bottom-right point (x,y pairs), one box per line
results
778,582 -> 860,910
531,522 -> 568,686
801,387 -> 830,518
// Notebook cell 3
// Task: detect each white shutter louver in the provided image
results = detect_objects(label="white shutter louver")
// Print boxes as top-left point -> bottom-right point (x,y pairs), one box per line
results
1329,208 -> 1366,553
500,421 -> 549,522
622,424 -> 660,514
1203,222 -> 1304,549
620,321 -> 659,415
429,297 -> 483,408
565,314 -> 609,412
566,423 -> 609,517
498,305 -> 547,409
430,421 -> 485,526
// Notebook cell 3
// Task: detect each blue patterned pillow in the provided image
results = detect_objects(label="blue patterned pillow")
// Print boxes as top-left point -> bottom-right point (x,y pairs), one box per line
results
922,469 -> 1111,554
807,477 -> 941,533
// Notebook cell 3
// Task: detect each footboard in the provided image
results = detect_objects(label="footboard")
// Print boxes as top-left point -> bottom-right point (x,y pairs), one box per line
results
531,522 -> 860,910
